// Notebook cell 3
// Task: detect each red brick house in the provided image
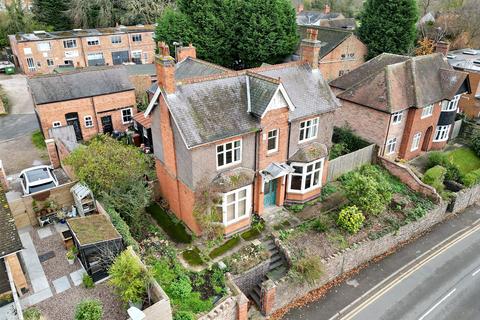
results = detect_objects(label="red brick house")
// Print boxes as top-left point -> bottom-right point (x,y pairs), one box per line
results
330,53 -> 471,161
28,66 -> 137,141
143,33 -> 340,236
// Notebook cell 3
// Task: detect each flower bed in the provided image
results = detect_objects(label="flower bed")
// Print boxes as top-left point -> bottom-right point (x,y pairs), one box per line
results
223,243 -> 270,275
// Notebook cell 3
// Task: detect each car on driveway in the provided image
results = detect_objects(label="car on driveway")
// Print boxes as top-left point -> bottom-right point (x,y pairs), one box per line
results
19,165 -> 59,195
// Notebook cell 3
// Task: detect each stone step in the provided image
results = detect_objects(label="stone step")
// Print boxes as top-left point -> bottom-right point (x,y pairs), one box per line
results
270,253 -> 282,264
269,259 -> 284,271
268,265 -> 288,281
253,284 -> 261,298
250,289 -> 261,308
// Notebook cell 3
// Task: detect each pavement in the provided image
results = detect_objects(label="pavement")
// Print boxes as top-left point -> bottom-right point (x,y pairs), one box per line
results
282,206 -> 480,320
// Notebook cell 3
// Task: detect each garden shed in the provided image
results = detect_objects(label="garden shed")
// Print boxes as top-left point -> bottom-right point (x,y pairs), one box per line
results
67,214 -> 123,282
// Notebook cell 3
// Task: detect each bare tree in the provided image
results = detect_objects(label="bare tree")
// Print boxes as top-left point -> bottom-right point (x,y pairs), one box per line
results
120,0 -> 173,25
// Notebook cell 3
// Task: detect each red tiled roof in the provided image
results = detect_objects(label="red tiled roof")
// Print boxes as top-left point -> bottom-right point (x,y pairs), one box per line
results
133,112 -> 151,129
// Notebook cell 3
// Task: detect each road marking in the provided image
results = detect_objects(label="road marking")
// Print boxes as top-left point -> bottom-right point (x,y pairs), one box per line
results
471,268 -> 480,277
418,288 -> 456,320
338,220 -> 480,320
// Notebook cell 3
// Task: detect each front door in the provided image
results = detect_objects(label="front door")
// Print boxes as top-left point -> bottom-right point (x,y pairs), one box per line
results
65,112 -> 83,141
112,51 -> 129,65
264,179 -> 277,208
101,115 -> 113,134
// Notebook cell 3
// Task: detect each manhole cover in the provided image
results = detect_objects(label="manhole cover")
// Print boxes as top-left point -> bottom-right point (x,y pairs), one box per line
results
38,251 -> 55,262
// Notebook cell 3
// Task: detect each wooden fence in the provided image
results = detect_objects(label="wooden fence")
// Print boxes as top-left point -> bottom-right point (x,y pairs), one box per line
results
451,119 -> 463,140
327,144 -> 376,182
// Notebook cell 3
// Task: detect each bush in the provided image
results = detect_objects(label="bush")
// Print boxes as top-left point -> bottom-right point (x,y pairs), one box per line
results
463,168 -> 480,187
290,256 -> 324,284
471,133 -> 480,156
174,311 -> 195,320
426,152 -> 461,182
109,251 -> 147,304
337,206 -> 365,234
23,308 -> 42,320
106,207 -> 138,250
74,299 -> 103,320
329,143 -> 348,160
342,170 -> 392,215
311,219 -> 328,233
422,165 -> 446,192
82,274 -> 94,289
332,126 -> 370,151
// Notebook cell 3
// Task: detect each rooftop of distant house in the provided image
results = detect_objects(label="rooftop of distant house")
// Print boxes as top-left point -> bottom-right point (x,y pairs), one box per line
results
447,48 -> 480,73
13,24 -> 155,42
297,26 -> 355,58
330,53 -> 470,113
28,66 -> 134,105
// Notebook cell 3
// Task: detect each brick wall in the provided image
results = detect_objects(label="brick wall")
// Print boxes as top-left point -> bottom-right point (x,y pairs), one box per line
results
458,71 -> 480,119
270,202 -> 449,314
319,35 -> 367,82
258,108 -> 289,171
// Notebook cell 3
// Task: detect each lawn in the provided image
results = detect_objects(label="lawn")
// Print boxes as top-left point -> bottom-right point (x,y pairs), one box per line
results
31,130 -> 46,150
209,236 -> 241,259
182,247 -> 204,266
448,147 -> 480,175
146,203 -> 192,244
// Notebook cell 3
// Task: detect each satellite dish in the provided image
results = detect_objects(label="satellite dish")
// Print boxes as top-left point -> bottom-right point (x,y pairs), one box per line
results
127,307 -> 146,320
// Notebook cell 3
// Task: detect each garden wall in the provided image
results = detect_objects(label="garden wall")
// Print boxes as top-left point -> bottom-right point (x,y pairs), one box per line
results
232,260 -> 270,295
451,119 -> 463,140
449,184 -> 480,214
378,157 -> 441,203
327,144 -> 376,182
8,181 -> 76,228
269,203 -> 449,314
459,119 -> 480,140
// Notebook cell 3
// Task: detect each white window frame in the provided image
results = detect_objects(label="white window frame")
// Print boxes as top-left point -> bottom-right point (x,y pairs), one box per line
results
216,139 -> 242,169
63,39 -> 77,49
218,185 -> 252,226
84,115 -> 93,128
26,57 -> 36,71
143,127 -> 148,139
421,104 -> 434,118
23,47 -> 32,55
442,95 -> 461,112
111,35 -> 122,44
267,129 -> 279,153
86,37 -> 100,46
392,111 -> 403,124
386,137 -> 397,155
299,117 -> 319,143
434,125 -> 451,142
52,121 -> 61,128
132,34 -> 142,42
411,132 -> 421,151
121,108 -> 133,124
287,158 -> 324,194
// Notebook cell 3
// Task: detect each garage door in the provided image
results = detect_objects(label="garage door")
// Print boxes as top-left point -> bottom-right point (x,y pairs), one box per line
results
87,53 -> 105,66
112,51 -> 129,65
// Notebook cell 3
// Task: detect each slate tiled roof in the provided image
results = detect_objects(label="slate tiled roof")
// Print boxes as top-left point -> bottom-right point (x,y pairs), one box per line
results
160,62 -> 339,148
289,142 -> 328,162
331,53 -> 469,113
0,187 -> 22,258
248,74 -> 279,117
258,63 -> 340,120
297,11 -> 343,25
298,26 -> 352,58
29,67 -> 134,105
175,57 -> 229,81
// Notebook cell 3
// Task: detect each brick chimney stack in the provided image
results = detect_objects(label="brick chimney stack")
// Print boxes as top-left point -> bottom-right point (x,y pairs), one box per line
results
435,41 -> 450,56
300,28 -> 321,70
296,4 -> 304,13
156,42 -> 176,94
324,4 -> 331,14
176,43 -> 197,62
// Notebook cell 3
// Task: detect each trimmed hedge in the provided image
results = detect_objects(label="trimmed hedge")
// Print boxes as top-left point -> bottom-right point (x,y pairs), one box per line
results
106,207 -> 138,250
209,237 -> 241,259
147,203 -> 192,244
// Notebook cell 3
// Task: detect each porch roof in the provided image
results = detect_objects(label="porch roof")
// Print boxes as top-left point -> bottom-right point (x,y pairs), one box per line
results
133,112 -> 151,129
260,163 -> 294,182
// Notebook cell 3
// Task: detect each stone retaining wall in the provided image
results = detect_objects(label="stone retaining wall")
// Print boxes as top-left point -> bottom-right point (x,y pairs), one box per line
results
270,203 -> 449,313
232,259 -> 270,296
449,184 -> 480,214
378,157 -> 441,203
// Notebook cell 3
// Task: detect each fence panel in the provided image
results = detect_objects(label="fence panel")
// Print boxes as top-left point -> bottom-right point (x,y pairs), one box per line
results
327,144 -> 376,182
451,119 -> 463,140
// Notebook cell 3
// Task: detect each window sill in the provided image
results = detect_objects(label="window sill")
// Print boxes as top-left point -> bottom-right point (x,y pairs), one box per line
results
266,150 -> 279,156
223,214 -> 250,227
298,137 -> 317,144
287,185 -> 321,195
217,161 -> 242,171
433,139 -> 448,143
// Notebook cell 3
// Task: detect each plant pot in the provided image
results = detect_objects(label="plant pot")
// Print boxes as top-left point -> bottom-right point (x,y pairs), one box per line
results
67,258 -> 75,265
128,300 -> 142,310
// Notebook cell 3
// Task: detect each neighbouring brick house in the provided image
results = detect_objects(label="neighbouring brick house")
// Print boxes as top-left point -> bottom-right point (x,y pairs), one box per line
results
297,26 -> 367,81
9,25 -> 155,75
142,33 -> 340,236
296,5 -> 356,30
446,48 -> 480,119
330,53 -> 471,161
28,66 -> 137,141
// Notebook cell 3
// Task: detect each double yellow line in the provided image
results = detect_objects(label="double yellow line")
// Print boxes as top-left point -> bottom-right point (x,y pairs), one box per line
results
338,220 -> 480,320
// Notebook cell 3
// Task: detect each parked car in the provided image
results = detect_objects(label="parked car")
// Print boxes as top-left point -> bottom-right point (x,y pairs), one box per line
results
19,165 -> 59,195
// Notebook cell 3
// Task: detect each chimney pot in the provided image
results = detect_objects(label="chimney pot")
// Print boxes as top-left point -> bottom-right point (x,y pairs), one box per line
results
435,41 -> 450,56
324,4 -> 331,14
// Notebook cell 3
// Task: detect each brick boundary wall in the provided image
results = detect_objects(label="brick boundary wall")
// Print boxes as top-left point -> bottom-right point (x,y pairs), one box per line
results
263,203 -> 449,314
378,157 -> 441,203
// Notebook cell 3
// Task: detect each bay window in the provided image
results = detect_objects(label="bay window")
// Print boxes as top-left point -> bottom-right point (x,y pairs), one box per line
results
442,95 -> 461,112
218,185 -> 252,226
288,159 -> 324,193
299,117 -> 319,143
216,139 -> 241,169
434,125 -> 451,142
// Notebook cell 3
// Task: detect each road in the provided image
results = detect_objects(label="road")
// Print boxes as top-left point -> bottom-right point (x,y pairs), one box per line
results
283,206 -> 480,320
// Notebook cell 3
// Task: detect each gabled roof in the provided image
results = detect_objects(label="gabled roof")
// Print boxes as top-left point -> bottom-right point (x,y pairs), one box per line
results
148,61 -> 339,149
331,53 -> 470,113
175,57 -> 229,81
298,26 -> 353,58
28,67 -> 134,105
297,11 -> 343,25
0,187 -> 22,258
